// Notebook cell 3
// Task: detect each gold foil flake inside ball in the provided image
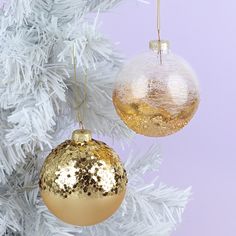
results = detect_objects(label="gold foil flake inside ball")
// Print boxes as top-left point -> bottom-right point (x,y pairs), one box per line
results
39,129 -> 127,226
113,51 -> 200,137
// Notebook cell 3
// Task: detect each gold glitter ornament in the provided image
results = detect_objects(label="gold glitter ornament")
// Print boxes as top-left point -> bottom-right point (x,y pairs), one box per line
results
39,129 -> 127,226
113,40 -> 200,137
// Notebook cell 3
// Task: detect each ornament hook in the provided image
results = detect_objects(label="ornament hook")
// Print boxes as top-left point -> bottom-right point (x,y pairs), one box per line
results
157,0 -> 162,64
72,42 -> 87,129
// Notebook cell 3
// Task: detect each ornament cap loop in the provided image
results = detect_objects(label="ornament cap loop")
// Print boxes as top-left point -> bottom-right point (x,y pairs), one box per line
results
149,40 -> 170,54
72,129 -> 92,143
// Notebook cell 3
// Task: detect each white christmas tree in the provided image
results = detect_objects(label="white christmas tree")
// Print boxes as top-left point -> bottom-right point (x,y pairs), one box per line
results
0,1 -> 191,235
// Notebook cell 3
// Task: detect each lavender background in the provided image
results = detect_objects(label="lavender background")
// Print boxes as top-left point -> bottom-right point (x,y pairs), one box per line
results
100,0 -> 236,235
1,0 -> 235,235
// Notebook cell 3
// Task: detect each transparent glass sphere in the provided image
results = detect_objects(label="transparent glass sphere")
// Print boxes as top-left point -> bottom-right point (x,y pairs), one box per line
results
113,47 -> 200,137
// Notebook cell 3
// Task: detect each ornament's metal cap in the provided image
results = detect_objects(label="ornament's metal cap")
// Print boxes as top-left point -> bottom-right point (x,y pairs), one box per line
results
149,40 -> 170,53
72,129 -> 92,143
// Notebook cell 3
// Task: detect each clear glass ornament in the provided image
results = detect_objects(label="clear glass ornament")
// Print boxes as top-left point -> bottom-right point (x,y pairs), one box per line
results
113,41 -> 200,137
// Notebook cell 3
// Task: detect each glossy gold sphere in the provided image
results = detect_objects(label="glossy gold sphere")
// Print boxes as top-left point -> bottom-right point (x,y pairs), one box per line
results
113,48 -> 200,137
39,130 -> 127,226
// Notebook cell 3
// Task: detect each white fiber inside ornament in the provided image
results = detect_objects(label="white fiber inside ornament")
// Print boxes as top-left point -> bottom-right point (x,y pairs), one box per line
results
167,74 -> 189,106
131,74 -> 149,99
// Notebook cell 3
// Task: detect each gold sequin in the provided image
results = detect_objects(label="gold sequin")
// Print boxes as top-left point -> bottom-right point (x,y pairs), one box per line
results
39,139 -> 127,199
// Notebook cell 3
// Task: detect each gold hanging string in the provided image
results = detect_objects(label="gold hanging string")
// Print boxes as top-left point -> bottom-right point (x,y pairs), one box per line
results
72,42 -> 86,130
157,0 -> 162,64
73,43 -> 77,81
83,69 -> 88,128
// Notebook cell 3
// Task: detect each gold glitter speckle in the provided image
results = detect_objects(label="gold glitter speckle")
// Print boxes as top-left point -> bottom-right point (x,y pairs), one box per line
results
39,138 -> 127,199
113,88 -> 199,137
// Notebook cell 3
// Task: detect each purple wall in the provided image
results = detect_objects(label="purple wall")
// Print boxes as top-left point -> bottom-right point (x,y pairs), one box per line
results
101,1 -> 236,235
